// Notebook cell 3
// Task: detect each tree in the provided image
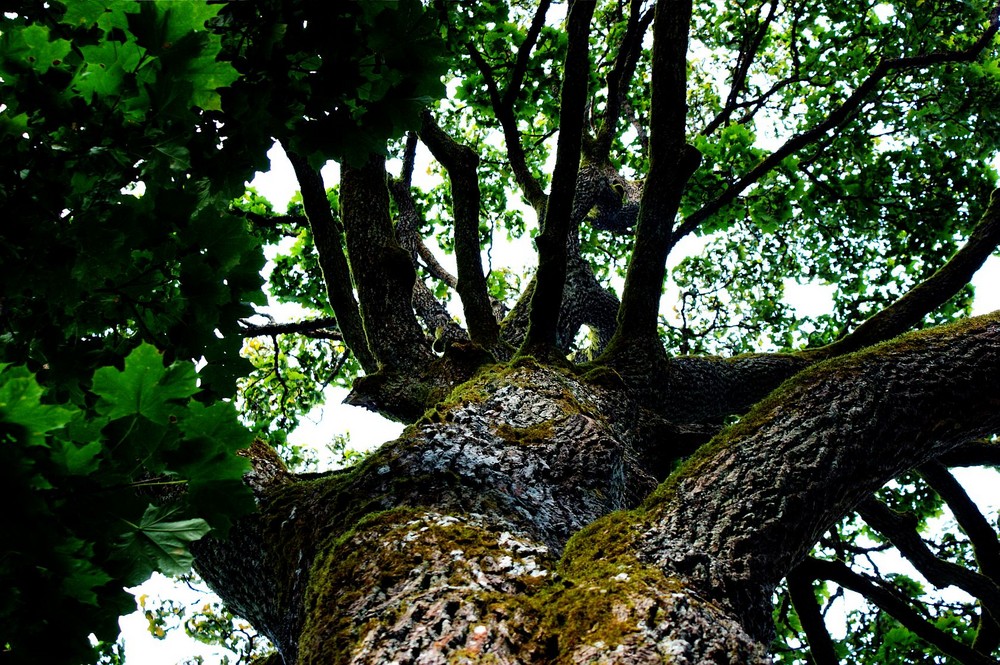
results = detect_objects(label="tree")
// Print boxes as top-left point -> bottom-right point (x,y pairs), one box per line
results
2,0 -> 1000,663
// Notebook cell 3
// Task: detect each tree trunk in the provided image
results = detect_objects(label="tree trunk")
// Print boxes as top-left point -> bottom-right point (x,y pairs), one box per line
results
193,312 -> 1000,664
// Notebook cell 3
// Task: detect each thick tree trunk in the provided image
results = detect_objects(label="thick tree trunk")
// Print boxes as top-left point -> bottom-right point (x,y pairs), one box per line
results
194,312 -> 1000,664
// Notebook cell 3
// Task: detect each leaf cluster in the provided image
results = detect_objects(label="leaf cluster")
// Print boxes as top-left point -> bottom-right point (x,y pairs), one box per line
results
0,3 -> 272,660
212,0 -> 448,166
0,345 -> 253,663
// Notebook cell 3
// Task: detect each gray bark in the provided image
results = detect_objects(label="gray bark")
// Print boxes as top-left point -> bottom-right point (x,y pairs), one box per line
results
193,311 -> 1000,664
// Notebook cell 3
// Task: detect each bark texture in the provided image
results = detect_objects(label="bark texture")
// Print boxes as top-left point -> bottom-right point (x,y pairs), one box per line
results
194,312 -> 1000,663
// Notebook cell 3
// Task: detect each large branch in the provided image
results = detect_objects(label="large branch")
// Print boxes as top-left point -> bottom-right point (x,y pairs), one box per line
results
606,0 -> 701,358
195,313 -> 1000,662
339,154 -> 434,371
804,188 -> 1000,360
637,312 -> 1000,640
677,5 -> 1000,239
519,0 -> 596,356
418,111 -> 501,350
937,439 -> 1000,467
649,186 -> 1000,424
284,150 -> 376,372
500,255 -> 620,356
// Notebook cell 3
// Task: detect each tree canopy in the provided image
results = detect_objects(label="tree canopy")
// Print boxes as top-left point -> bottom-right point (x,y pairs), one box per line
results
1,0 -> 1000,663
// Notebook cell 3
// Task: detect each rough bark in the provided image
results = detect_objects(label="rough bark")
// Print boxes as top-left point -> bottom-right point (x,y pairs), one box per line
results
522,0 -> 596,356
285,150 -> 376,373
418,111 -> 502,351
193,311 -> 1000,663
339,154 -> 435,371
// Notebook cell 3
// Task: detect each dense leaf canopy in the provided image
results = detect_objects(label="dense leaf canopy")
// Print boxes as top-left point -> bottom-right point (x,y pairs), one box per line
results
1,0 -> 999,663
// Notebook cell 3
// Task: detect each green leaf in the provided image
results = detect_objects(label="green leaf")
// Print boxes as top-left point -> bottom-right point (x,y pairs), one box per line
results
60,0 -> 114,28
76,42 -> 138,103
92,344 -> 198,424
119,504 -> 212,576
0,365 -> 73,446
172,401 -> 254,533
16,24 -> 72,74
57,540 -> 113,607
51,439 -> 103,475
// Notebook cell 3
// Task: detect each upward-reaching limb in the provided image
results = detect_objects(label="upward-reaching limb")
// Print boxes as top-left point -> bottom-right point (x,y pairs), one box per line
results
605,0 -> 701,360
339,154 -> 434,371
520,0 -> 597,357
285,149 -> 376,372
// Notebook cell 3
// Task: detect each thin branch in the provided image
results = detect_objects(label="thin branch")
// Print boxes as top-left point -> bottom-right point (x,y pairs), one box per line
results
283,148 -> 376,372
786,566 -> 839,665
270,334 -> 292,428
623,100 -> 650,155
974,610 -> 1000,658
410,276 -> 468,351
520,0 -> 596,356
590,4 -> 656,162
500,0 -> 552,111
239,317 -> 343,340
678,6 -> 1000,239
913,463 -> 1000,652
799,557 -> 997,665
466,43 -> 548,214
235,210 -> 308,233
920,462 -> 1000,581
702,0 -> 780,137
418,110 -> 501,349
388,177 -> 460,289
857,498 -> 1000,618
802,188 -> 1000,360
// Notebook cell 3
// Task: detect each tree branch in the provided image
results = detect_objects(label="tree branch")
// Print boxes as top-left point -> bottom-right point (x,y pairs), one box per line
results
936,439 -> 1000,468
284,149 -> 376,372
605,0 -> 701,358
520,0 -> 596,356
235,209 -> 308,234
418,110 -> 501,350
399,131 -> 418,189
701,0 -> 781,137
500,0 -> 552,112
798,557 -> 996,665
920,461 -> 1000,581
804,188 -> 1000,360
786,566 -> 839,665
239,317 -> 342,340
857,497 -> 1000,619
589,3 -> 655,163
678,6 -> 1000,239
466,43 -> 548,215
410,276 -> 468,351
339,154 -> 434,370
388,177 -> 460,290
639,312 -> 1000,639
